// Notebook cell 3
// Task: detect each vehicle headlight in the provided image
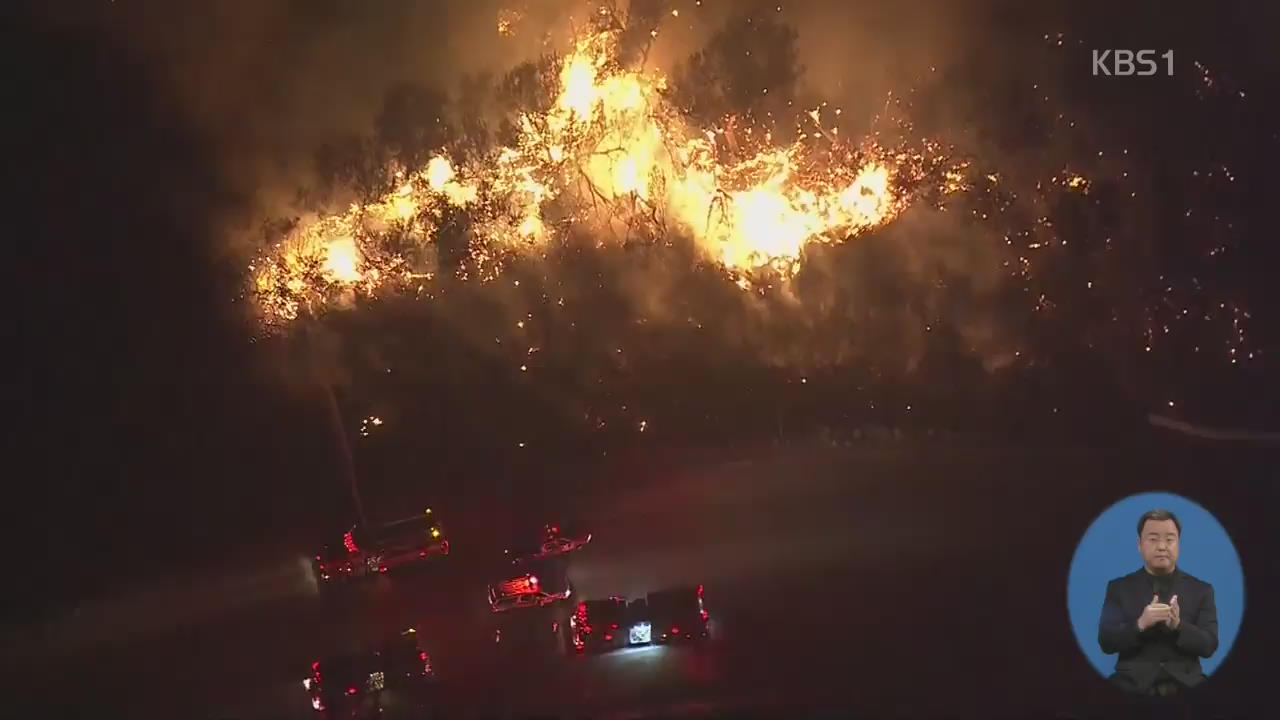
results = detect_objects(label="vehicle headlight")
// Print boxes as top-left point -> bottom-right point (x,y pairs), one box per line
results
629,622 -> 652,644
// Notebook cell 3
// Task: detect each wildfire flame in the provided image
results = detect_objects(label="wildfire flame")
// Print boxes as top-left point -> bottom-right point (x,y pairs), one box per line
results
249,21 -> 967,327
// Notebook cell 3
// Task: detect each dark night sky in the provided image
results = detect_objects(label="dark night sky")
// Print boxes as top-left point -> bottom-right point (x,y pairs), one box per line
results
10,0 -> 1280,624
11,1 -> 313,618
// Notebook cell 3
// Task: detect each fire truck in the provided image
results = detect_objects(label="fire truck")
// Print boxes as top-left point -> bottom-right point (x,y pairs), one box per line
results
487,556 -> 572,612
312,508 -> 449,586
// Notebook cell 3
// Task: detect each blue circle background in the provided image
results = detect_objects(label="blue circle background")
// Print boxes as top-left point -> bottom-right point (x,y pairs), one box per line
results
1067,492 -> 1245,679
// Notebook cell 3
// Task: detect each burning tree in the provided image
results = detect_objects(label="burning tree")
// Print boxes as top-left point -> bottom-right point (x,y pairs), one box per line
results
246,12 -> 969,330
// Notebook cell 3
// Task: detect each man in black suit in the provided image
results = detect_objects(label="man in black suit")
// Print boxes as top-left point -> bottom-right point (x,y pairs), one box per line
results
1098,509 -> 1219,696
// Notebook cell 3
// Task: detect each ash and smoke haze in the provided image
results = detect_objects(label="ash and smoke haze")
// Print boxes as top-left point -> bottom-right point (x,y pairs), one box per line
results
67,0 -> 1275,433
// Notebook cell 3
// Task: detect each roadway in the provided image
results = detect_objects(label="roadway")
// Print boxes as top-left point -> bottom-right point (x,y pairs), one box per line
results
3,440 -> 1261,718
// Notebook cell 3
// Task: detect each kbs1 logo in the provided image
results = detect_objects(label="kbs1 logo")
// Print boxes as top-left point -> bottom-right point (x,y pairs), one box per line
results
1092,49 -> 1174,76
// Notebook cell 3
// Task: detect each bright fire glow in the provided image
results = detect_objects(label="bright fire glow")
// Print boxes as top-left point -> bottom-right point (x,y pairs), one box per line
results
249,21 -> 967,327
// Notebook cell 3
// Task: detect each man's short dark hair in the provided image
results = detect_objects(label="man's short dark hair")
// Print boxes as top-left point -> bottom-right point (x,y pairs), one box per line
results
1137,509 -> 1182,537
